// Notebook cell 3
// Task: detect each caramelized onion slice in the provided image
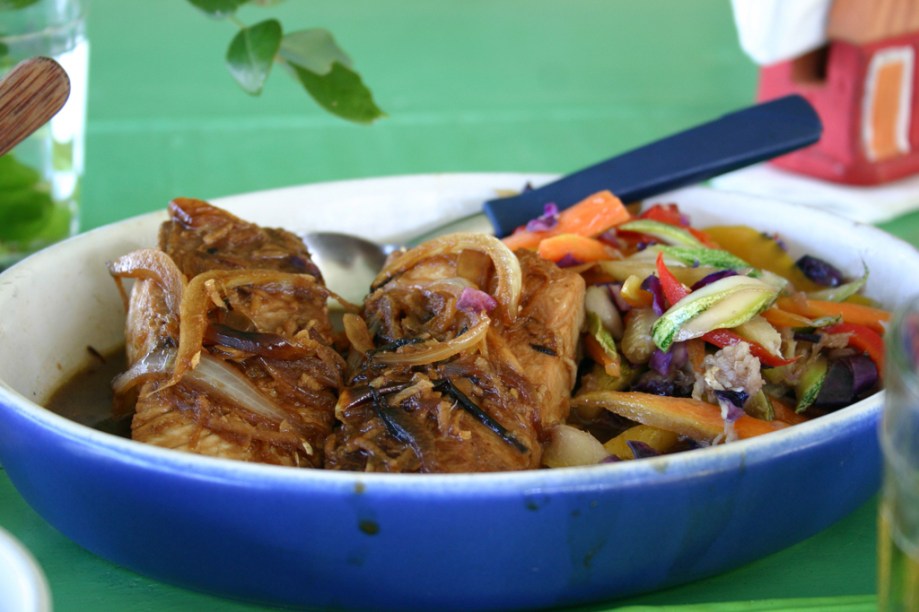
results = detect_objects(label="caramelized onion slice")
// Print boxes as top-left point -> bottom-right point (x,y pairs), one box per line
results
372,316 -> 490,366
107,248 -> 186,312
185,353 -> 290,424
373,233 -> 522,321
114,346 -> 295,426
170,269 -> 326,388
342,313 -> 375,354
111,347 -> 176,396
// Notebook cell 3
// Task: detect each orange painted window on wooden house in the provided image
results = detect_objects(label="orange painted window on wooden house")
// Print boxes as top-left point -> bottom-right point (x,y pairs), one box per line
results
862,46 -> 914,162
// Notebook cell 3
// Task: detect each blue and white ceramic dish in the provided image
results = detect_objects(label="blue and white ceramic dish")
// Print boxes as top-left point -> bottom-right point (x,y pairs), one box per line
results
0,174 -> 911,610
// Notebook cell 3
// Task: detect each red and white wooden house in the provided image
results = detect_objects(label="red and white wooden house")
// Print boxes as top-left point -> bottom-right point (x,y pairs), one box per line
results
734,0 -> 919,185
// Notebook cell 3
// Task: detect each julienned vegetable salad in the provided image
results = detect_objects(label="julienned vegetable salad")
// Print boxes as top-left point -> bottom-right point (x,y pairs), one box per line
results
502,191 -> 890,467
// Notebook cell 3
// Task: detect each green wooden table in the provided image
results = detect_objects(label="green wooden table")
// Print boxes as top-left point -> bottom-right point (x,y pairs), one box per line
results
3,1 -> 916,609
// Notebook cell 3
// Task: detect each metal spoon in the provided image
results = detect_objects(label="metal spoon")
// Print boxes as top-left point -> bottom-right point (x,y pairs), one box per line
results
0,56 -> 70,157
303,95 -> 822,303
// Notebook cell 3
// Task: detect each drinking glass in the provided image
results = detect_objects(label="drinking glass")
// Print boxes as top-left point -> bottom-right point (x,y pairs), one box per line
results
0,0 -> 88,269
879,296 -> 919,610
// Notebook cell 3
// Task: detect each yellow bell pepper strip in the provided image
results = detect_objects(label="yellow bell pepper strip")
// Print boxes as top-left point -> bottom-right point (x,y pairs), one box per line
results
604,424 -> 680,460
619,275 -> 652,308
703,225 -> 823,292
502,190 -> 631,251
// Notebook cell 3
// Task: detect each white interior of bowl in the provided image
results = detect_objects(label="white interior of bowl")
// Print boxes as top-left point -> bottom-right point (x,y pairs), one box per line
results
0,173 -> 914,488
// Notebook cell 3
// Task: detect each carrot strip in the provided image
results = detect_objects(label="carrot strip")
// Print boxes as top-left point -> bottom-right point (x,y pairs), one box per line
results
770,395 -> 809,425
583,333 -> 621,377
502,190 -> 631,251
685,338 -> 707,374
762,306 -> 818,329
536,233 -> 615,263
776,296 -> 890,334
571,391 -> 788,442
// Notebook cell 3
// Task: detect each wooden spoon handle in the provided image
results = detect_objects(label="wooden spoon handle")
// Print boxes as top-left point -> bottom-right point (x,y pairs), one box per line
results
0,56 -> 71,157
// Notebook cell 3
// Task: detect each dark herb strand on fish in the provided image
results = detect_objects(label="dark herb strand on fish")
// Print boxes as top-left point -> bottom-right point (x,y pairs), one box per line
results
529,343 -> 558,356
433,378 -> 528,453
370,337 -> 426,355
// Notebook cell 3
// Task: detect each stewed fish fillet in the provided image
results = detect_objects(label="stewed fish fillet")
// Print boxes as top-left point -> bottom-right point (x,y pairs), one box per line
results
109,199 -> 343,467
325,234 -> 585,473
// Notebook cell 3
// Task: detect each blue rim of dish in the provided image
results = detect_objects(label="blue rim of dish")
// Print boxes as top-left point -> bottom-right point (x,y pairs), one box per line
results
0,377 -> 880,493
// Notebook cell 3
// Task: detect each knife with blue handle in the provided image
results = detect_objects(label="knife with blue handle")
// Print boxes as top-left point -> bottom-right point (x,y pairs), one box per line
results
479,94 -> 821,237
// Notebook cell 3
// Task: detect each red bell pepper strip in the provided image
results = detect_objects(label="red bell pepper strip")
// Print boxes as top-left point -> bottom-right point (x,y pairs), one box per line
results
825,321 -> 885,376
640,203 -> 684,226
640,203 -> 718,247
701,328 -> 797,367
655,251 -> 689,307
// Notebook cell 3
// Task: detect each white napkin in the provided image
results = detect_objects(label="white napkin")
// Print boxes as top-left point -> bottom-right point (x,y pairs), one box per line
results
710,163 -> 919,224
730,0 -> 832,65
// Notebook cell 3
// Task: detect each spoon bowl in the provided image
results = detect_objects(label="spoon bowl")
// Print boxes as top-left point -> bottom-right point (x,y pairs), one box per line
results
300,231 -> 395,303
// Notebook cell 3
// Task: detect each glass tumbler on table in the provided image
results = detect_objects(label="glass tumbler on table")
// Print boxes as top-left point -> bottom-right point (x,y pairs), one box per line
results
0,0 -> 88,269
880,296 -> 919,610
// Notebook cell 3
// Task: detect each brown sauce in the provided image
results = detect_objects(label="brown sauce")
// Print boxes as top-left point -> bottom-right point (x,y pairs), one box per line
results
45,345 -> 133,438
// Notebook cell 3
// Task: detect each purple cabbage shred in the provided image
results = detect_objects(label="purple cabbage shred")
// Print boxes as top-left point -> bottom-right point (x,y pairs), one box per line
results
649,349 -> 672,375
690,269 -> 737,291
714,389 -> 748,423
597,230 -> 620,248
845,354 -> 879,395
456,287 -> 497,314
793,331 -> 822,343
670,342 -> 688,369
525,203 -> 559,232
816,354 -> 878,410
796,254 -> 845,287
632,371 -> 677,397
555,254 -> 583,268
641,274 -> 666,315
608,283 -> 632,313
627,440 -> 660,459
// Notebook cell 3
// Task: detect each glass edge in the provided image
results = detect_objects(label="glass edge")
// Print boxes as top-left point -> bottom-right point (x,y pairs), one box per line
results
888,294 -> 919,395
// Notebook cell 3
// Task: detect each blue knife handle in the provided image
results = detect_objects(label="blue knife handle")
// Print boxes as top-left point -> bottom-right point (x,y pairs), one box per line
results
482,94 -> 822,237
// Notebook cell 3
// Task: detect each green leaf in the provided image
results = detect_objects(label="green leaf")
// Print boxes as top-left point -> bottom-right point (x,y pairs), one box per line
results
0,154 -> 54,241
225,19 -> 282,95
287,61 -> 384,124
187,0 -> 248,19
279,28 -> 352,75
0,0 -> 42,10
